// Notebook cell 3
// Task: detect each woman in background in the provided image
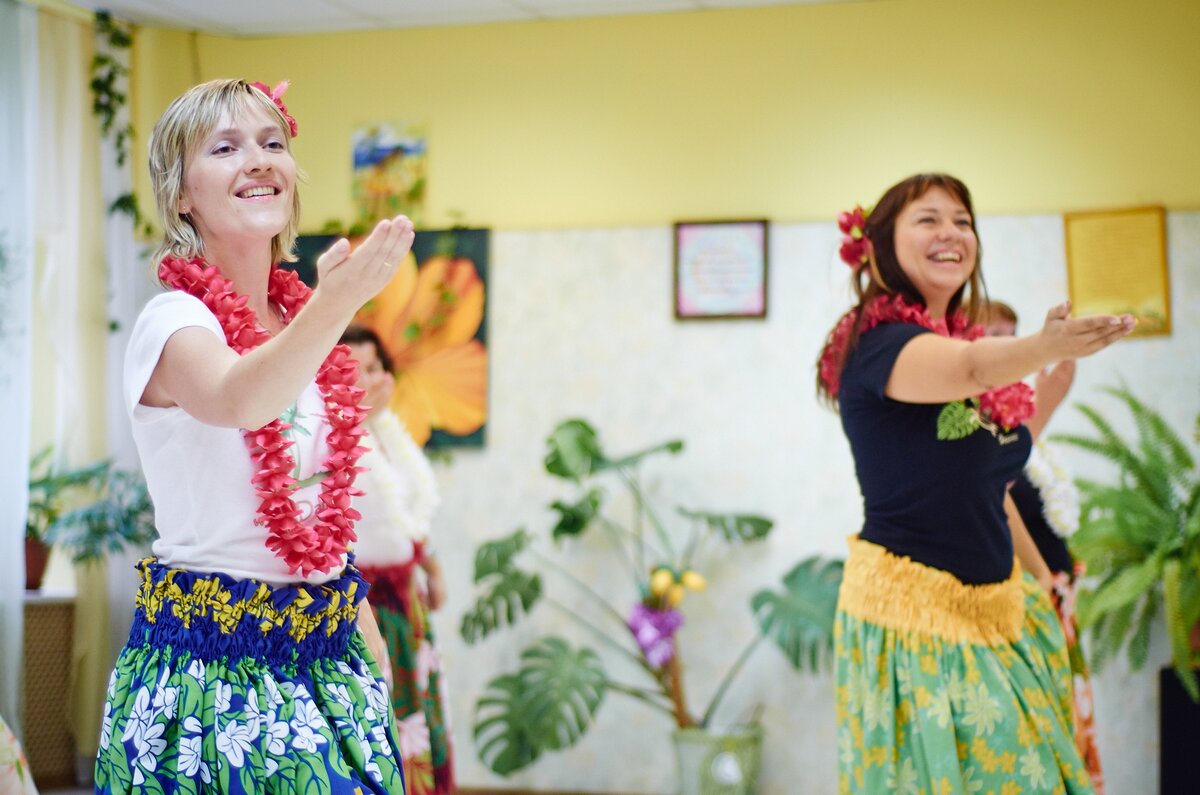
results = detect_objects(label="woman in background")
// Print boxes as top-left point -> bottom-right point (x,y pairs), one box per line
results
818,173 -> 1133,794
97,78 -> 412,792
0,714 -> 37,795
985,300 -> 1105,794
342,325 -> 455,795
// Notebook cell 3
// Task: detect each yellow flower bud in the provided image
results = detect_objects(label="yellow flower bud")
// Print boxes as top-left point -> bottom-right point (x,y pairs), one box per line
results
650,568 -> 674,597
665,583 -> 686,607
680,570 -> 707,592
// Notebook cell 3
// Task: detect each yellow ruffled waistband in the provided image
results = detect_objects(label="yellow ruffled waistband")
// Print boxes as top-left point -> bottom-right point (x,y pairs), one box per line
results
837,537 -> 1025,645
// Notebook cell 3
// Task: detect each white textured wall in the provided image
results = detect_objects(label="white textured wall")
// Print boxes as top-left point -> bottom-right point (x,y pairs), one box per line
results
428,213 -> 1200,795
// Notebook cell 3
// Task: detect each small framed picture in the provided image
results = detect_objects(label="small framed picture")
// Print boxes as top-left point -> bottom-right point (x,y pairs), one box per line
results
673,219 -> 769,320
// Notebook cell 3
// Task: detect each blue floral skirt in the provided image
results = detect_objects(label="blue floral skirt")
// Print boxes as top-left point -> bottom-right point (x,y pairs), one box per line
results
94,558 -> 406,794
835,538 -> 1094,795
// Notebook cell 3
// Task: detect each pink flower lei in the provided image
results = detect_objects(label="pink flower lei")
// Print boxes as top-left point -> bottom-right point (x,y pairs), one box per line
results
158,256 -> 368,576
819,293 -> 1035,431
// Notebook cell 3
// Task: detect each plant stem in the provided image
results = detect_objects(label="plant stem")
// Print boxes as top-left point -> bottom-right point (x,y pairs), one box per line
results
542,594 -> 653,673
665,650 -> 695,728
700,634 -> 764,729
529,547 -> 631,629
594,516 -> 645,590
605,680 -> 676,717
621,468 -> 677,560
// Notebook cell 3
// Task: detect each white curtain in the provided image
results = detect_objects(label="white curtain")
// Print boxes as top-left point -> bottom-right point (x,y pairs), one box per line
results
0,0 -> 39,734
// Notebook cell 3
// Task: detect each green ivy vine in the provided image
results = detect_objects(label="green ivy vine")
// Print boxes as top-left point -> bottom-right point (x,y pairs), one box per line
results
90,11 -> 152,237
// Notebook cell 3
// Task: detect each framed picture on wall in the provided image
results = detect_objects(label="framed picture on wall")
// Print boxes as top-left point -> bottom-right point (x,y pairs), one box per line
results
673,219 -> 769,320
1064,205 -> 1170,337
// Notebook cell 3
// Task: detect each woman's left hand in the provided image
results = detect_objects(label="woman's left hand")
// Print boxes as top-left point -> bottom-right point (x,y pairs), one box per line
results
425,562 -> 447,611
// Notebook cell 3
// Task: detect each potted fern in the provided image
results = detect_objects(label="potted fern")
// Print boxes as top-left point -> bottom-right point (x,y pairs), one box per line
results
460,419 -> 842,793
26,448 -> 156,588
1052,385 -> 1200,699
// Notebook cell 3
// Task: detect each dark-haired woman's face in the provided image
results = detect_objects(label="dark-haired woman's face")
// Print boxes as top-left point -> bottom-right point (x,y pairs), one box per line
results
346,341 -> 394,416
893,186 -> 977,316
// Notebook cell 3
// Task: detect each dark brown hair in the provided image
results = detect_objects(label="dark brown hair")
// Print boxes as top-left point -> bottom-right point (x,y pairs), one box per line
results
339,325 -> 393,373
816,173 -> 988,405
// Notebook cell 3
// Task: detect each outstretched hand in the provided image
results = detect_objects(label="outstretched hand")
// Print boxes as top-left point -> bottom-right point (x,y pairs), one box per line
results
315,215 -> 415,312
1038,301 -> 1135,360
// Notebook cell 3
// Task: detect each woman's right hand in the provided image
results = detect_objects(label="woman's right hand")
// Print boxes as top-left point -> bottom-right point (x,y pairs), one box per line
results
1037,301 -> 1135,360
315,215 -> 415,313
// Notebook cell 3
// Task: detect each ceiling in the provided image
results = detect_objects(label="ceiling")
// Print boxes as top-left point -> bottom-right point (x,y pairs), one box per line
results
71,0 -> 858,37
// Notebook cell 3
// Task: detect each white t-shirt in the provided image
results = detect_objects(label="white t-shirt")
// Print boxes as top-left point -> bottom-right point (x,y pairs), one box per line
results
352,410 -> 440,566
124,291 -> 345,585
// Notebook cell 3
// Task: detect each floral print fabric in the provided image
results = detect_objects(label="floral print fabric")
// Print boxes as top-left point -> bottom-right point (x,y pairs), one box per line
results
0,714 -> 37,795
836,542 -> 1094,795
95,559 -> 405,794
358,561 -> 453,795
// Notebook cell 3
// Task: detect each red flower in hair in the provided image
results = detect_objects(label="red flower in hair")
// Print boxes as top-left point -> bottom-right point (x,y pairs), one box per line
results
249,80 -> 298,138
837,206 -> 871,269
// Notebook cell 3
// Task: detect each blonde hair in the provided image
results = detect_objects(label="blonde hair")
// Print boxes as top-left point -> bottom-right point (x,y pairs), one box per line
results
148,78 -> 301,271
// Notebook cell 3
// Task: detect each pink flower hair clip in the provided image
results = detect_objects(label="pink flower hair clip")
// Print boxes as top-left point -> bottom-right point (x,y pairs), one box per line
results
249,80 -> 298,138
837,205 -> 871,270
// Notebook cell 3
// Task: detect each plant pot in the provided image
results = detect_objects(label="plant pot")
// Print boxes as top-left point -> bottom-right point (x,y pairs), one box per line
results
25,535 -> 50,591
1160,666 -> 1200,795
672,724 -> 763,795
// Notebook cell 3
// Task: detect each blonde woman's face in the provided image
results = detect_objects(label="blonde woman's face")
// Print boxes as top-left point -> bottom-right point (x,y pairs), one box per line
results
176,102 -> 296,249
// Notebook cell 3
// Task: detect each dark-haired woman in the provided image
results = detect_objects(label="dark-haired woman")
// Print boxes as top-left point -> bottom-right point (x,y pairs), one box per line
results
818,174 -> 1132,794
341,325 -> 456,795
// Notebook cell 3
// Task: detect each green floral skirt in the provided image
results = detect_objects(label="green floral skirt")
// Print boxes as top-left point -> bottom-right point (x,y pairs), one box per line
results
94,558 -> 406,794
835,538 -> 1094,795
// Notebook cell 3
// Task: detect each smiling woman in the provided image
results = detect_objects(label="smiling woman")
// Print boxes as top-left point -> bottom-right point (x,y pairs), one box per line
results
94,79 -> 415,793
815,173 -> 1134,795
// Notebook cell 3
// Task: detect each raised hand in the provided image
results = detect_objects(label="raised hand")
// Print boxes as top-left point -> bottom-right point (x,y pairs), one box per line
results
1038,301 -> 1135,360
315,215 -> 415,312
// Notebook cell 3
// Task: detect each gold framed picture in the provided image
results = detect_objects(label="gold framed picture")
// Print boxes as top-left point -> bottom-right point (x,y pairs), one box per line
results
1064,205 -> 1170,337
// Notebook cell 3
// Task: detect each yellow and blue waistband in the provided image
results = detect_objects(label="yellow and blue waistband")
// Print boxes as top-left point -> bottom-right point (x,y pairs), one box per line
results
127,557 -> 368,668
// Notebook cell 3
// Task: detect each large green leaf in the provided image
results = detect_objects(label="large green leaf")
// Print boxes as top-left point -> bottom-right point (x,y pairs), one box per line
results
461,568 -> 542,643
473,674 -> 541,775
550,489 -> 603,541
1104,385 -> 1195,484
680,508 -> 773,543
473,529 -> 532,582
473,637 -> 608,775
751,556 -> 843,671
544,420 -> 605,481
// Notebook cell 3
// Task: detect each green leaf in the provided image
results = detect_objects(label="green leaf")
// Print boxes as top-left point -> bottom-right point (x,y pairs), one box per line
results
679,508 -> 773,543
1163,559 -> 1200,701
751,556 -> 843,671
544,419 -> 605,481
474,674 -> 541,775
550,489 -> 603,541
1078,552 -> 1164,628
473,529 -> 531,582
1128,591 -> 1159,671
936,401 -> 980,441
473,638 -> 607,775
460,568 -> 542,644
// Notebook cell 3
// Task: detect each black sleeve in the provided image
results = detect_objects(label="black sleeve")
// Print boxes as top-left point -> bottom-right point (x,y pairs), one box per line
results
847,323 -> 931,399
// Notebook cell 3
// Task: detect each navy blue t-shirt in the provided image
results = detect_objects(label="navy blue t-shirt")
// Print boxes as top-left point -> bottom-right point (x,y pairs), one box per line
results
839,323 -> 1032,584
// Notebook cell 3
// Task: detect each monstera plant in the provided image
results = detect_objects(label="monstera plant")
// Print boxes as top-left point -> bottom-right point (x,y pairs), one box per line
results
1054,386 -> 1200,700
460,419 -> 843,777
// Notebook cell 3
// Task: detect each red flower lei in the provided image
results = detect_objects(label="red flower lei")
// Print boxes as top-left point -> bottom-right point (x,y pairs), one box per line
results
159,256 -> 367,576
819,293 -> 1035,430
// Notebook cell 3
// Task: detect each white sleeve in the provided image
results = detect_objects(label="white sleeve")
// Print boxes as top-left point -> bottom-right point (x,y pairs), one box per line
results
123,291 -> 226,420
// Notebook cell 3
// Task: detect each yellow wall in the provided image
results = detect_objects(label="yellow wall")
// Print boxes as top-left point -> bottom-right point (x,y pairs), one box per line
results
131,0 -> 1199,231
